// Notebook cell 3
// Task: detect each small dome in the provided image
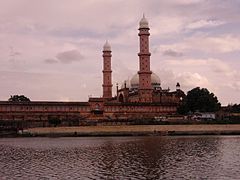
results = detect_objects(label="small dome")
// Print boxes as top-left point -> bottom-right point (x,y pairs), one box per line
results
130,72 -> 161,89
103,40 -> 111,51
139,14 -> 149,29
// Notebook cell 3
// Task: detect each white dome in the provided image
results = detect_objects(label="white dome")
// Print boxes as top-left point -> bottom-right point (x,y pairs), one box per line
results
103,40 -> 111,51
139,14 -> 149,29
130,72 -> 161,89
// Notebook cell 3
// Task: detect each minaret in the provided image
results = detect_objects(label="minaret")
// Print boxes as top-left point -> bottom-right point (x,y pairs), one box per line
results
138,14 -> 153,103
102,41 -> 113,99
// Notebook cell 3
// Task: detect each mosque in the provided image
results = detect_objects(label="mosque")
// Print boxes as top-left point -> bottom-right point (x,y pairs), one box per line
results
99,15 -> 184,105
0,16 -> 185,126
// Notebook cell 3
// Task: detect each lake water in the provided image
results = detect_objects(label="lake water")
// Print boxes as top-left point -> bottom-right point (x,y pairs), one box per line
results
0,136 -> 240,180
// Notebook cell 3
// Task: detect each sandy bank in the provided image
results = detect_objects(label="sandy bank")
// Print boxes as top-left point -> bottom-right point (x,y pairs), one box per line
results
25,124 -> 240,136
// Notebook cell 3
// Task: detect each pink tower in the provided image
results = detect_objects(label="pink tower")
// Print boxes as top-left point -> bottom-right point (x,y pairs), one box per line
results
138,15 -> 153,103
102,41 -> 113,99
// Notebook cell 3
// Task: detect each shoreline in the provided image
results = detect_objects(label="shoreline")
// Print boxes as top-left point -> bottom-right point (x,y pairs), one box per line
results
8,124 -> 240,137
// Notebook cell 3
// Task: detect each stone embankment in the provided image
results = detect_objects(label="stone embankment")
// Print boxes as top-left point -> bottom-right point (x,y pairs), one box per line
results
26,124 -> 240,137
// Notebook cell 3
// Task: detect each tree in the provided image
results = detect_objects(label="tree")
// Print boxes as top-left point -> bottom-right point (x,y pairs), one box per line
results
226,104 -> 240,113
178,87 -> 221,114
8,95 -> 31,102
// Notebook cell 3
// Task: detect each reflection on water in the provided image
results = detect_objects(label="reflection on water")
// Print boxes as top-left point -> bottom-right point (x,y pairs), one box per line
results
0,136 -> 240,179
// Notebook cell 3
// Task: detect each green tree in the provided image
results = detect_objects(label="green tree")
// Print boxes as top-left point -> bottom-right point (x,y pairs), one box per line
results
178,87 -> 221,114
8,95 -> 31,102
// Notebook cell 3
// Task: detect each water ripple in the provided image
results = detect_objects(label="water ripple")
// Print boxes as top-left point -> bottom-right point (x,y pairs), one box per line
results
0,136 -> 240,179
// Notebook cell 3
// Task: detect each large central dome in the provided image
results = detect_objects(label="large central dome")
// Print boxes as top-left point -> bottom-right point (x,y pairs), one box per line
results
130,72 -> 161,90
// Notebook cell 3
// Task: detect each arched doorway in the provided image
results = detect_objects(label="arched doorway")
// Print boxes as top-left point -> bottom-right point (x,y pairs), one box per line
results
119,94 -> 124,103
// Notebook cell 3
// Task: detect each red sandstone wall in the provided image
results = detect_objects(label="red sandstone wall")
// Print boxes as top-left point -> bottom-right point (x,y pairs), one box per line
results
0,101 -> 177,127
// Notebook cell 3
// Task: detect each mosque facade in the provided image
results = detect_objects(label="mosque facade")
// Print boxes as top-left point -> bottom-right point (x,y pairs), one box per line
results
100,15 -> 184,107
0,16 -> 185,126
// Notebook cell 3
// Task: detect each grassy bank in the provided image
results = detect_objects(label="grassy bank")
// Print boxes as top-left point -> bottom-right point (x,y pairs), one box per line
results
23,124 -> 240,137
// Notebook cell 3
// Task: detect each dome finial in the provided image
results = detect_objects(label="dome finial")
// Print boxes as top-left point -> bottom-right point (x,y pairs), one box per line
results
103,40 -> 111,51
176,82 -> 180,90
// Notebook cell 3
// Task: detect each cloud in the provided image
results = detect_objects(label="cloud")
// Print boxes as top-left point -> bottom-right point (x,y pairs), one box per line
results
166,58 -> 234,75
44,49 -> 84,64
160,57 -> 240,104
202,35 -> 240,53
56,49 -> 84,64
162,49 -> 183,57
207,59 -> 232,74
9,51 -> 21,57
153,68 -> 211,92
176,72 -> 210,89
0,0 -> 240,105
0,70 -> 99,101
229,81 -> 240,91
8,46 -> 22,60
186,19 -> 225,30
44,58 -> 58,64
172,0 -> 203,5
160,34 -> 240,54
151,16 -> 185,35
167,59 -> 202,66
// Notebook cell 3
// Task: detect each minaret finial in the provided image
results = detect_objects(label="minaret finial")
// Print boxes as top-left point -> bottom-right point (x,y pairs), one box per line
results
103,40 -> 111,51
139,13 -> 149,29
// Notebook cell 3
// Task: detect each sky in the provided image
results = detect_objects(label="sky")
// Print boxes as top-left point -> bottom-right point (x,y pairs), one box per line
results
0,0 -> 239,105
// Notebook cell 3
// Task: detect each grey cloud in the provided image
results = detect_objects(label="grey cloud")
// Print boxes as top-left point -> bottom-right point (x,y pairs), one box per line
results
44,58 -> 58,64
10,51 -> 21,57
56,50 -> 84,64
162,49 -> 183,57
44,49 -> 84,64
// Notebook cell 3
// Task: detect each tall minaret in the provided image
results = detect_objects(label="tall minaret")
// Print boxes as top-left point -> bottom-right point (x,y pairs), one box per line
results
138,14 -> 153,103
102,41 -> 113,99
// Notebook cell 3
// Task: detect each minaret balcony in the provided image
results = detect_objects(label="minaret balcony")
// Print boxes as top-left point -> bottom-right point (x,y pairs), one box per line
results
102,70 -> 112,73
138,52 -> 151,56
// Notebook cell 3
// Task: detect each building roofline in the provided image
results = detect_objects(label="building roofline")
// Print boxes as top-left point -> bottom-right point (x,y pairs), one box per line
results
0,101 -> 89,106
